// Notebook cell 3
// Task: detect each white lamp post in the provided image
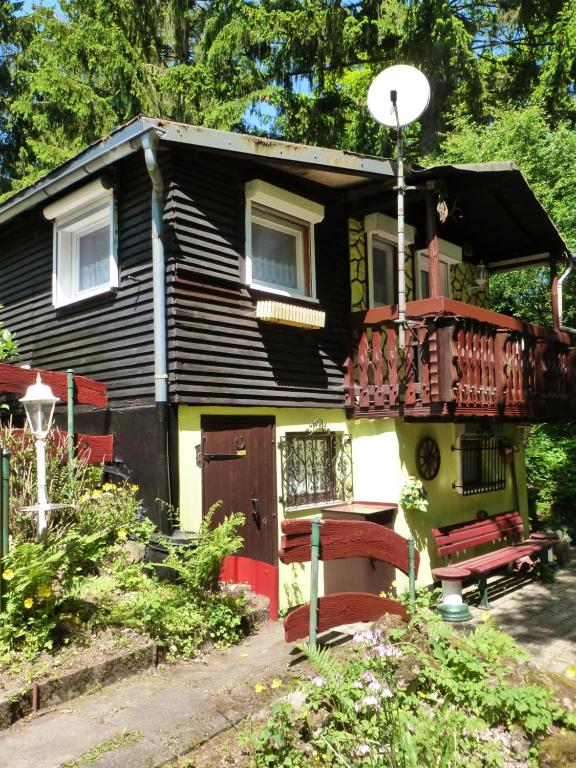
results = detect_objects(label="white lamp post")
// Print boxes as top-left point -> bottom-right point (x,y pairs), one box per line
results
20,375 -> 59,539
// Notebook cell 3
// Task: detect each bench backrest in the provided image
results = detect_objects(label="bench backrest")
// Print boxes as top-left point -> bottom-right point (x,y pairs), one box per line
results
431,511 -> 524,559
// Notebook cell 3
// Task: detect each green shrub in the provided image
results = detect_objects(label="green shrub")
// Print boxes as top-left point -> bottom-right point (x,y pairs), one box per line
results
245,613 -> 575,767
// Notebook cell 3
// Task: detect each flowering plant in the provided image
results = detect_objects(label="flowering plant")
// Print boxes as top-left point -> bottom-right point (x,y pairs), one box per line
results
399,475 -> 428,513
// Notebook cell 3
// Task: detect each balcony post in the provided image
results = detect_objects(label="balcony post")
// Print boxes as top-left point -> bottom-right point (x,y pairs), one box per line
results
550,256 -> 560,332
426,192 -> 442,298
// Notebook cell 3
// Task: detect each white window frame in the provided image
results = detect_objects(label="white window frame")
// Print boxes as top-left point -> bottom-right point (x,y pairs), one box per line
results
245,179 -> 324,301
44,178 -> 118,308
416,239 -> 462,300
364,213 -> 415,308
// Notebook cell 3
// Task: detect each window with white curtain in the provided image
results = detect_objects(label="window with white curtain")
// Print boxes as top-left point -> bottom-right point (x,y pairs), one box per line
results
416,239 -> 462,299
44,178 -> 118,308
245,179 -> 324,299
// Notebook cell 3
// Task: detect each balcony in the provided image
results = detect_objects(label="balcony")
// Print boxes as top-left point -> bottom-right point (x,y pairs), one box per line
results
345,298 -> 576,421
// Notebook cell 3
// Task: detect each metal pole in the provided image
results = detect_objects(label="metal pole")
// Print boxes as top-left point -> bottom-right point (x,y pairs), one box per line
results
309,516 -> 322,648
67,369 -> 74,475
36,437 -> 48,540
1,448 -> 9,611
408,537 -> 416,606
391,90 -> 406,350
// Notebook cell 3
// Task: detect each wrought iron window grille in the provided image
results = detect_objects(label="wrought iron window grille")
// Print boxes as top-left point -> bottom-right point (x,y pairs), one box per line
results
279,420 -> 353,508
452,434 -> 507,495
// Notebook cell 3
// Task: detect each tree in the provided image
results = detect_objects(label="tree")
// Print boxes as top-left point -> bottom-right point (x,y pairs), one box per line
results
436,104 -> 576,327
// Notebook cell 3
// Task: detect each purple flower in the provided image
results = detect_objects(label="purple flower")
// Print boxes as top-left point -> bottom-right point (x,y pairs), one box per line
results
381,686 -> 393,698
311,675 -> 325,687
374,643 -> 402,658
353,679 -> 364,689
356,744 -> 370,756
368,680 -> 382,693
362,695 -> 380,708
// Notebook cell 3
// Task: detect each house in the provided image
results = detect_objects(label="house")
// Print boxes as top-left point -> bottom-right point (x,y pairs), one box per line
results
0,117 -> 572,618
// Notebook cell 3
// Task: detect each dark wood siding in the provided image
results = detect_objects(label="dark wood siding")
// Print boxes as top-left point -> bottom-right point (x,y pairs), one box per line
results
0,155 -> 157,405
165,148 -> 349,408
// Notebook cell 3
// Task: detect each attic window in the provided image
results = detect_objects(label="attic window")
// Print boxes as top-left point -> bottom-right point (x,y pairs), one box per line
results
44,178 -> 118,308
245,180 -> 324,300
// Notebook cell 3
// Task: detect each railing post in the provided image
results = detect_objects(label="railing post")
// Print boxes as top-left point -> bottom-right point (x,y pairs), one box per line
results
1,448 -> 9,612
408,537 -> 416,606
67,369 -> 75,477
309,516 -> 322,648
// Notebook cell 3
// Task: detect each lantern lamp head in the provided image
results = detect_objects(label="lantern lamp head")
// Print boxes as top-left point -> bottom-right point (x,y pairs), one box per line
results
475,261 -> 488,288
20,374 -> 59,438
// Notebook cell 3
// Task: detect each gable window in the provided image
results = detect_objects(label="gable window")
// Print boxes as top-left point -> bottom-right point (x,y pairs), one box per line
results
416,239 -> 462,299
454,429 -> 507,495
44,178 -> 118,308
246,180 -> 324,299
364,212 -> 415,308
280,422 -> 352,509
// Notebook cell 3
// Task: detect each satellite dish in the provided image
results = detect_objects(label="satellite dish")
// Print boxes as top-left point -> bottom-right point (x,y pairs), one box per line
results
367,65 -> 430,128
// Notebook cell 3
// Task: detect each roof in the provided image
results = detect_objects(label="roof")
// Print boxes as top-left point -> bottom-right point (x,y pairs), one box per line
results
410,162 -> 568,265
0,116 -> 396,225
0,117 -> 568,263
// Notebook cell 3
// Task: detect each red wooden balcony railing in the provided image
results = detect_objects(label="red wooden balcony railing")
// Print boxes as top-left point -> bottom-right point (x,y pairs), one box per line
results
345,298 -> 576,420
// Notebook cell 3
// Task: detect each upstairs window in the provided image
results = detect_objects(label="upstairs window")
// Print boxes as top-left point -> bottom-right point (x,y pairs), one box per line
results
44,178 -> 118,308
364,212 -> 415,308
416,239 -> 462,300
245,180 -> 324,300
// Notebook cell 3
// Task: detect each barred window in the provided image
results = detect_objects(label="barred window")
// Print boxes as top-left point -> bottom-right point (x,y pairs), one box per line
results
454,434 -> 507,495
280,426 -> 352,509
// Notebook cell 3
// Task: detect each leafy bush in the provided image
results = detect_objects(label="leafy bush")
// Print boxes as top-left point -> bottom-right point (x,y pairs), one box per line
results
525,423 -> 576,541
245,614 -> 575,767
0,306 -> 17,363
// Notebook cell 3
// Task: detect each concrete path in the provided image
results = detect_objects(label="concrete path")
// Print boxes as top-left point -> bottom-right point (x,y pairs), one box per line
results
3,555 -> 575,768
470,554 -> 576,674
0,622 -> 295,768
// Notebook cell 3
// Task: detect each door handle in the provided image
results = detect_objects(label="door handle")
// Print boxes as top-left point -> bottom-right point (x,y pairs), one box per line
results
251,493 -> 260,525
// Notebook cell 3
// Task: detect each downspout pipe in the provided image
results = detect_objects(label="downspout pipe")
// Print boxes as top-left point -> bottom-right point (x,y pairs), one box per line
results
558,252 -> 576,336
142,131 -> 171,532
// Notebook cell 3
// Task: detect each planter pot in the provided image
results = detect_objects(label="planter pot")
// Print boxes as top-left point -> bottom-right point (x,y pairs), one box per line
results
553,540 -> 572,567
144,530 -> 198,583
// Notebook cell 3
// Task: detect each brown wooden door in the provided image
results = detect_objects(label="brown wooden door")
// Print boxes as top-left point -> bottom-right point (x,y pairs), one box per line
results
201,416 -> 277,567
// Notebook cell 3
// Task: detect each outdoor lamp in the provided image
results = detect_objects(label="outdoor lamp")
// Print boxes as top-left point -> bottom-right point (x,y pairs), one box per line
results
474,261 -> 488,289
20,375 -> 59,539
20,374 -> 59,438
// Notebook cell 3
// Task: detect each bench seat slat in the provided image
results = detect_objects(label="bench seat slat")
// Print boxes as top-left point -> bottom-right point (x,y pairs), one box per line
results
433,512 -> 525,557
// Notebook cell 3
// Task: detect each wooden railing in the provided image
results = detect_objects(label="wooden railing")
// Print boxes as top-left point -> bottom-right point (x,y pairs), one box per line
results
345,298 -> 576,420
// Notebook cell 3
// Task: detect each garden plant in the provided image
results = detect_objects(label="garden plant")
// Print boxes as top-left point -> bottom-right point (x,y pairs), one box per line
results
245,592 -> 576,767
0,422 -> 248,668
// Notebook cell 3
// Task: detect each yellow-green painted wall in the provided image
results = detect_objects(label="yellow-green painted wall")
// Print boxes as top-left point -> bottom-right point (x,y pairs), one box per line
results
350,419 -> 528,587
178,406 -> 529,605
178,406 -> 351,611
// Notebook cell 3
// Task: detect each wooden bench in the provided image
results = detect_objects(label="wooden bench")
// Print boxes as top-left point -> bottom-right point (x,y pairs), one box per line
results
431,511 -> 556,620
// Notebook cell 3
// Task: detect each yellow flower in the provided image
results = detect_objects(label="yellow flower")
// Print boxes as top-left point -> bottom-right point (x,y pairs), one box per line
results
130,484 -> 139,493
23,597 -> 33,609
480,611 -> 491,622
270,678 -> 283,690
565,666 -> 576,680
91,490 -> 102,499
116,529 -> 128,540
102,483 -> 115,492
79,493 -> 90,503
114,486 -> 123,493
2,569 -> 15,581
254,683 -> 267,693
37,584 -> 52,599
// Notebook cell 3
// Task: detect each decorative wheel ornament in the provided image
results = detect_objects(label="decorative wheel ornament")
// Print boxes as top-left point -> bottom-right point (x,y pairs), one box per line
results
416,437 -> 441,480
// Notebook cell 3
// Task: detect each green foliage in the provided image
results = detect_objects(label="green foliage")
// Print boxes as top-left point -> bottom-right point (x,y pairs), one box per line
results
525,423 -> 576,541
0,305 -> 17,363
161,502 -> 244,594
246,616 -> 574,766
399,476 -> 428,514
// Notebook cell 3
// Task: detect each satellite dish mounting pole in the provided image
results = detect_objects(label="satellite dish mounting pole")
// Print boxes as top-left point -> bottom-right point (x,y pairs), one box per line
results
367,65 -> 430,351
391,89 -> 406,350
